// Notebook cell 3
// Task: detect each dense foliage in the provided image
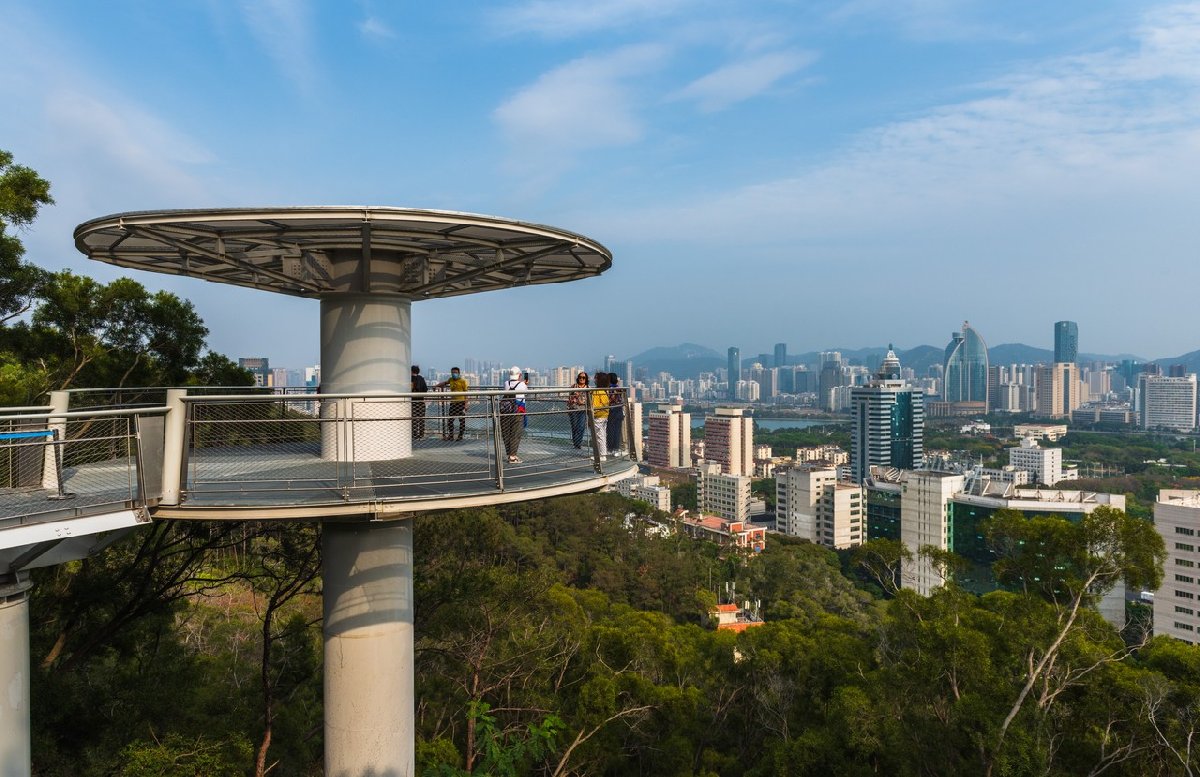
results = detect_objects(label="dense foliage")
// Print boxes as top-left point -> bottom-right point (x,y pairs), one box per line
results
26,491 -> 1200,776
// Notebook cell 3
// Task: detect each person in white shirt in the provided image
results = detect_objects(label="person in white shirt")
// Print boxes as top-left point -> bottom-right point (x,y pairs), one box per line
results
501,365 -> 527,463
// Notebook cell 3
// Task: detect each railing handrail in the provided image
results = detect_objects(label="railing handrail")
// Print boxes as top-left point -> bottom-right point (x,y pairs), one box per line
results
0,406 -> 170,422
179,387 -> 624,402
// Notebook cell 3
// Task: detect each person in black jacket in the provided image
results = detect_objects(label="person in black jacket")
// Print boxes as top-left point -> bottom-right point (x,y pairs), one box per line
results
411,365 -> 428,439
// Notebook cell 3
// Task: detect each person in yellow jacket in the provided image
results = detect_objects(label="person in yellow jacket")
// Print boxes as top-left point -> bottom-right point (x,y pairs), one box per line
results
435,367 -> 469,441
592,371 -> 610,457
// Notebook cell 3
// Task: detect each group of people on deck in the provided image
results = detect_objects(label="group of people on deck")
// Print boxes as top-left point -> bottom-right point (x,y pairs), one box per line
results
407,365 -> 626,463
568,371 -> 626,459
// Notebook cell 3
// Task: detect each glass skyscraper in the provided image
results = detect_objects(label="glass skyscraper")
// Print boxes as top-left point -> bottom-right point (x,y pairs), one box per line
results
943,322 -> 989,406
727,346 -> 740,400
1054,320 -> 1078,363
850,348 -> 924,483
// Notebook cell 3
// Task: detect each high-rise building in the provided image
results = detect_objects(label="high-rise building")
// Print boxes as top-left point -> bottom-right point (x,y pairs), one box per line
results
1034,362 -> 1080,419
727,347 -> 741,400
774,342 -> 787,368
1153,490 -> 1200,644
1054,321 -> 1079,364
900,471 -> 965,595
818,352 -> 845,412
238,357 -> 271,387
646,403 -> 692,469
1139,374 -> 1198,432
775,464 -> 865,549
704,407 -> 754,476
943,322 -> 989,409
849,347 -> 924,483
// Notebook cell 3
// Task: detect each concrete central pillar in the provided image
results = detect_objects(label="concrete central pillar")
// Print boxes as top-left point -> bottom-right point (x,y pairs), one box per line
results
0,574 -> 32,777
323,520 -> 414,776
319,294 -> 412,462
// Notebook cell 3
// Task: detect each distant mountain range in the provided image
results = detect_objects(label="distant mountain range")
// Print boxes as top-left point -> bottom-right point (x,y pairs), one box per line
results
625,342 -> 1200,380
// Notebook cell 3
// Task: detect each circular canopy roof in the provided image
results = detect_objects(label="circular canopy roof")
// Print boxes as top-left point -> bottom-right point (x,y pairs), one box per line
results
73,207 -> 612,299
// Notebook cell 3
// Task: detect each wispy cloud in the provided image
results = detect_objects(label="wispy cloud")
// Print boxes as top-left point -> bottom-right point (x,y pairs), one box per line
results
493,44 -> 668,188
591,2 -> 1200,250
489,0 -> 692,38
672,49 -> 817,112
829,0 -> 1024,42
359,16 -> 395,41
238,0 -> 320,94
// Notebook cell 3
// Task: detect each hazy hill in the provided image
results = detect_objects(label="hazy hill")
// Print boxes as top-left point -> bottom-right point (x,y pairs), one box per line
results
629,341 -> 1160,380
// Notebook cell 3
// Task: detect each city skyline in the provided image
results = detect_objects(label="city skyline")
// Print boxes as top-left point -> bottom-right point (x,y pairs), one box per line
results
4,3 -> 1200,366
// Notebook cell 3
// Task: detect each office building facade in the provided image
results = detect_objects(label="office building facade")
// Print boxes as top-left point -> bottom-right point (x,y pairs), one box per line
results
1054,321 -> 1079,364
943,322 -> 989,410
1154,490 -> 1200,644
849,348 -> 924,483
1140,374 -> 1198,432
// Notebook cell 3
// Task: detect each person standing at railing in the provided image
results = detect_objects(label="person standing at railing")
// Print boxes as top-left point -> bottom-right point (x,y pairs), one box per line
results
606,372 -> 625,457
411,365 -> 428,440
592,371 -> 610,458
435,367 -> 469,441
567,372 -> 589,448
501,366 -> 527,463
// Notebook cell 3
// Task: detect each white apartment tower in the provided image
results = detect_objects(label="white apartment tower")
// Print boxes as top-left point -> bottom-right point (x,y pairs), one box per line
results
900,471 -> 965,595
1154,490 -> 1200,644
704,407 -> 754,476
775,464 -> 865,549
1140,374 -> 1198,432
646,403 -> 691,469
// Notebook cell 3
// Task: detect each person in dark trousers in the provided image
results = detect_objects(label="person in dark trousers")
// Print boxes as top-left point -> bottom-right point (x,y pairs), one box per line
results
411,365 -> 428,439
501,366 -> 527,462
607,372 -> 625,456
435,367 -> 469,441
567,372 -> 589,448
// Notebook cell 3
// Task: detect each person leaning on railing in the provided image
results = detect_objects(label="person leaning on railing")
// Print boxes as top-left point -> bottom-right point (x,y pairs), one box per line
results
434,367 -> 469,441
592,372 -> 610,458
410,365 -> 428,439
567,372 -> 589,448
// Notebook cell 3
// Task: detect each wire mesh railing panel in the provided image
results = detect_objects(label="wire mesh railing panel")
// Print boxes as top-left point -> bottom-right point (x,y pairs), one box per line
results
178,389 -> 637,508
185,400 -> 333,498
0,414 -> 138,524
66,388 -> 169,410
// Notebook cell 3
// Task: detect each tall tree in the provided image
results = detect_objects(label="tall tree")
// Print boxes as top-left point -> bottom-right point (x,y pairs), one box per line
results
0,149 -> 52,324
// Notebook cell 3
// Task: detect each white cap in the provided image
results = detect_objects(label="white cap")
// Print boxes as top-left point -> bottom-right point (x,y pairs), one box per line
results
509,365 -> 521,379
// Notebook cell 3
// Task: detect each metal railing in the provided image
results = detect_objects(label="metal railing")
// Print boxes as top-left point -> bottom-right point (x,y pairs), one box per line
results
0,406 -> 167,527
178,387 -> 638,508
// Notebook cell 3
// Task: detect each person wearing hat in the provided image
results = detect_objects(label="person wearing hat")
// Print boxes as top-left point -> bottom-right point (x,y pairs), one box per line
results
500,365 -> 527,463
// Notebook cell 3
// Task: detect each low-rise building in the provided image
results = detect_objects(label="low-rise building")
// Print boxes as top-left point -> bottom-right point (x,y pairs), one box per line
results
1013,423 -> 1069,441
678,512 -> 766,552
1007,437 -> 1065,486
697,463 -> 752,523
775,464 -> 865,549
611,473 -> 672,512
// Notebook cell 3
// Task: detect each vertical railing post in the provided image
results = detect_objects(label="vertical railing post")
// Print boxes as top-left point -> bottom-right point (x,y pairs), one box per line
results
624,397 -> 637,462
41,390 -> 69,492
491,394 -> 506,490
160,388 -> 188,506
585,389 -> 601,473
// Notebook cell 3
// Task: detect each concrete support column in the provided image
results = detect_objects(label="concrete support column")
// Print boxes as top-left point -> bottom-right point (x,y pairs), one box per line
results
160,389 -> 188,506
323,520 -> 414,777
319,294 -> 412,462
0,573 -> 32,777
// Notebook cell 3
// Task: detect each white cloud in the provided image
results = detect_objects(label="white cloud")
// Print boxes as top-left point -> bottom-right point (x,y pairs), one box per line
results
238,0 -> 319,94
359,16 -> 395,41
490,0 -> 691,38
587,1 -> 1200,250
830,0 -> 1022,42
493,44 -> 667,186
672,49 -> 817,112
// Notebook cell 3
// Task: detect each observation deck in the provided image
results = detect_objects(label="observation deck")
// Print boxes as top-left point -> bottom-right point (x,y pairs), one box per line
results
1,386 -> 638,534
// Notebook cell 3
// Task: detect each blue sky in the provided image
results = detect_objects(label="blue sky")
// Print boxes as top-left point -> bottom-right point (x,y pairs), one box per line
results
3,1 -> 1199,369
